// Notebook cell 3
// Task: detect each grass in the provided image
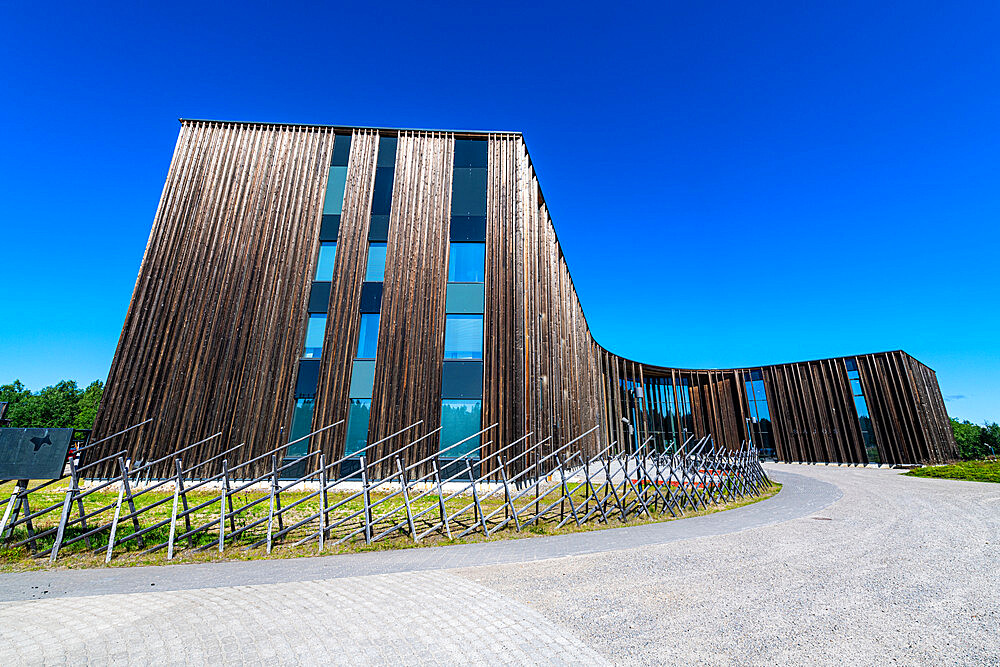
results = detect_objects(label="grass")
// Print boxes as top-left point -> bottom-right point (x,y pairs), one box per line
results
905,459 -> 1000,483
0,477 -> 780,572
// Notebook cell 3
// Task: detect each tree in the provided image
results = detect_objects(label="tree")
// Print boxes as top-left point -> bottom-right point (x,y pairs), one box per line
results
949,418 -> 999,460
0,379 -> 104,430
75,381 -> 104,430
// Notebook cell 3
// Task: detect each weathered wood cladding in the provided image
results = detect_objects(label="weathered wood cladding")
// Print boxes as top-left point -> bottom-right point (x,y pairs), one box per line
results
91,121 -> 335,478
608,351 -> 957,465
309,130 -> 378,463
367,132 -> 453,469
91,120 -> 957,476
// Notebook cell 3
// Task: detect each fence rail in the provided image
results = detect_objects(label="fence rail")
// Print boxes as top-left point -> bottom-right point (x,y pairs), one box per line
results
0,419 -> 771,564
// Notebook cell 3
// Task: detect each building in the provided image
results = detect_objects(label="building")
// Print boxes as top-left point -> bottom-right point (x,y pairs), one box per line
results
89,120 -> 958,478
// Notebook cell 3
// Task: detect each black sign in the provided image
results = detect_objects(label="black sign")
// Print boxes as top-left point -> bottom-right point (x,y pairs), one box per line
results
0,428 -> 75,479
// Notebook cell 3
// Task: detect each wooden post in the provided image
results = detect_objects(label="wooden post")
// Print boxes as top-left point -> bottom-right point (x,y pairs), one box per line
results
433,460 -> 451,539
465,459 -> 488,536
69,460 -> 92,549
105,466 -> 127,563
175,459 -> 193,548
317,453 -> 327,552
266,455 -> 278,555
166,468 -> 181,560
497,456 -> 520,532
50,462 -> 80,563
218,459 -> 227,554
360,455 -> 372,544
396,457 -> 417,541
118,458 -> 143,548
222,458 -> 235,533
0,481 -> 25,540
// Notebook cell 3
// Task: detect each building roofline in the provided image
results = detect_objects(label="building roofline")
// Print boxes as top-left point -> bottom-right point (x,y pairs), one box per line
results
178,118 -> 521,139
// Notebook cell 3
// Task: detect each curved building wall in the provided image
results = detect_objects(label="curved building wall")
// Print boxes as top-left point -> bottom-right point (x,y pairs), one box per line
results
90,121 -> 958,477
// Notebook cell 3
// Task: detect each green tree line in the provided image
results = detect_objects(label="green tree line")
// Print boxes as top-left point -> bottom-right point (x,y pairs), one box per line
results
950,418 -> 999,461
0,380 -> 104,430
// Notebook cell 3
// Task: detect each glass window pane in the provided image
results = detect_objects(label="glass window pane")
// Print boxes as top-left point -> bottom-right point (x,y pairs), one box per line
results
444,315 -> 483,359
303,314 -> 327,359
439,399 -> 482,458
365,242 -> 387,282
753,380 -> 767,402
371,167 -> 395,215
853,395 -> 870,419
845,358 -> 858,372
323,166 -> 348,215
287,398 -> 314,457
451,168 -> 487,216
345,399 -> 371,457
453,139 -> 487,168
449,242 -> 485,282
348,360 -> 376,399
445,283 -> 485,314
850,379 -> 863,396
314,242 -> 336,281
357,313 -> 380,359
377,136 -> 398,167
331,134 -> 352,167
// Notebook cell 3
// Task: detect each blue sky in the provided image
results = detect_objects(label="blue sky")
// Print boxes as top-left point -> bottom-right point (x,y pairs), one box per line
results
1,1 -> 997,423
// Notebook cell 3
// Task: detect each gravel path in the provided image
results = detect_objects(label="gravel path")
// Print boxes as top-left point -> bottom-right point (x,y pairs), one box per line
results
1,464 -> 996,665
457,464 -> 1000,665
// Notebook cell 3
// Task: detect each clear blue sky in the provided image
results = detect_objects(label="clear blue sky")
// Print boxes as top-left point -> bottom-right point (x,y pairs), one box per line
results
1,1 -> 997,423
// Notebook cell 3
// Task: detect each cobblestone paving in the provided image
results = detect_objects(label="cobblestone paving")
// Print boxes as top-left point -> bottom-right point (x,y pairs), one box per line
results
0,570 -> 607,666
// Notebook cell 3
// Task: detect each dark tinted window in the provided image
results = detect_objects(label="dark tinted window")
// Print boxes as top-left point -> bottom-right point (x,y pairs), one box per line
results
308,282 -> 331,313
377,136 -> 398,167
319,214 -> 340,241
453,139 -> 487,168
359,282 -> 383,313
295,359 -> 321,398
368,214 -> 390,242
450,216 -> 487,241
441,361 -> 484,398
451,168 -> 487,216
331,134 -> 352,167
371,168 -> 395,215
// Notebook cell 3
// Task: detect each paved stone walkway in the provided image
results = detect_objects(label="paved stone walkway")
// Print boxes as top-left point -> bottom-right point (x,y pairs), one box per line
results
1,465 -> 996,665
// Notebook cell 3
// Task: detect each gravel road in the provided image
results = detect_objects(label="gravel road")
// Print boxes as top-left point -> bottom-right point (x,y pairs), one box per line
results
456,464 -> 1000,665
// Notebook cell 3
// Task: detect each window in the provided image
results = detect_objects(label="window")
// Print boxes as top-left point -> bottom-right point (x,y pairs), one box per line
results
451,168 -> 487,217
356,313 -> 380,359
743,370 -> 774,456
365,242 -> 387,282
846,359 -> 879,463
287,398 -> 314,457
323,167 -> 348,215
314,242 -> 336,281
444,315 -> 483,359
448,242 -> 485,282
302,314 -> 327,358
440,399 -> 482,457
344,399 -> 371,457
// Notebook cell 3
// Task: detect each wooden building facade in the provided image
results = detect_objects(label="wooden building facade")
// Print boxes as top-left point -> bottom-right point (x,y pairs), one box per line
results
89,120 -> 957,478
